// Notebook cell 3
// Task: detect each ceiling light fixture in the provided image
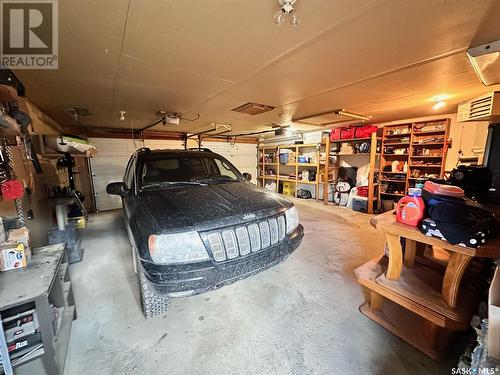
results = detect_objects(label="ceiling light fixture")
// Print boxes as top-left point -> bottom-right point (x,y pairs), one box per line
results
274,0 -> 301,27
66,105 -> 92,123
432,100 -> 446,110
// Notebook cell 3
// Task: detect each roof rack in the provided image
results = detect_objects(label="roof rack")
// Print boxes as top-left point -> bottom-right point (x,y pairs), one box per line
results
186,147 -> 212,152
137,147 -> 151,153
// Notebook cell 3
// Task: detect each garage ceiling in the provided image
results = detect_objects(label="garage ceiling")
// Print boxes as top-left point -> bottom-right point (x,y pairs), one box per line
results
15,0 -> 500,136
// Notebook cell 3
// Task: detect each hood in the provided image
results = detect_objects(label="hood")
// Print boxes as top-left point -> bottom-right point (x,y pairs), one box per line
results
137,182 -> 292,232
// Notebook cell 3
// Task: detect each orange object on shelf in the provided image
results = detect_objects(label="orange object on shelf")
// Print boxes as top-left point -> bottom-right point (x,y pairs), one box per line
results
396,189 -> 425,227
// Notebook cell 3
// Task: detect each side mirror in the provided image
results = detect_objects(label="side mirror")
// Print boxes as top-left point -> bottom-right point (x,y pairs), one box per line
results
106,182 -> 128,196
243,173 -> 252,181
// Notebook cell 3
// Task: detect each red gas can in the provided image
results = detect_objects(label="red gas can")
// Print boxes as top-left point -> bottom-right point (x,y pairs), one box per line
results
396,188 -> 425,226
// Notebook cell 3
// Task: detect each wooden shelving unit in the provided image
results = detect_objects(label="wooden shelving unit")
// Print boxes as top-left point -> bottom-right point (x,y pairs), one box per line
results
258,144 -> 321,199
321,132 -> 380,213
378,123 -> 412,201
258,146 -> 279,189
378,118 -> 450,206
408,119 -> 450,189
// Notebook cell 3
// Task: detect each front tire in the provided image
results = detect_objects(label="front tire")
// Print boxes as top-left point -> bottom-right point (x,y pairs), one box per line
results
137,261 -> 170,319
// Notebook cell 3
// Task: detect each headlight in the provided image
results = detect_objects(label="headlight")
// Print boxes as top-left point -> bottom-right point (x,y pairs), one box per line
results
285,206 -> 300,234
148,232 -> 209,264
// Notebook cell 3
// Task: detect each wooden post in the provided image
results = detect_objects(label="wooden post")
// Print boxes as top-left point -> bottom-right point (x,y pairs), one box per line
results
294,145 -> 298,198
367,132 -> 377,213
323,134 -> 330,205
404,239 -> 417,268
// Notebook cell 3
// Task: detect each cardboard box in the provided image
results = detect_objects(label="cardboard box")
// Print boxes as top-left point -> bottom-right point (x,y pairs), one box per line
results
7,227 -> 31,261
0,242 -> 27,271
489,267 -> 500,362
7,227 -> 30,250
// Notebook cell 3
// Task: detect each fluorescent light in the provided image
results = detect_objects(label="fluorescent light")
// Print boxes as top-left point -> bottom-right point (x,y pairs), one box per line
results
432,101 -> 446,110
336,110 -> 370,121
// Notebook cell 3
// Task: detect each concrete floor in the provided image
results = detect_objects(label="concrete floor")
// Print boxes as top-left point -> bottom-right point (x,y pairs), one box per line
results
45,199 -> 457,374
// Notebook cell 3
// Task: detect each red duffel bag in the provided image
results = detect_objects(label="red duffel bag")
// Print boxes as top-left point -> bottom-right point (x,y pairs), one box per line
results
340,127 -> 356,139
354,125 -> 378,138
357,186 -> 369,197
330,128 -> 342,141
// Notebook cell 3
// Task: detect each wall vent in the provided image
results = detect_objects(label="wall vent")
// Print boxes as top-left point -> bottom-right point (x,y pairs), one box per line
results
457,92 -> 500,122
231,102 -> 275,115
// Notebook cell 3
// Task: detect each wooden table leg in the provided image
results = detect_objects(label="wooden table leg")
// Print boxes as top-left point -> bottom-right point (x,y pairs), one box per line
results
423,319 -> 440,348
385,233 -> 403,280
404,239 -> 417,268
442,252 -> 473,308
370,291 -> 384,310
416,242 -> 426,257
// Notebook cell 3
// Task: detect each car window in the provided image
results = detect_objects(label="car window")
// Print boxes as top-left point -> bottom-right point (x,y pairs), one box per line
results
140,155 -> 241,186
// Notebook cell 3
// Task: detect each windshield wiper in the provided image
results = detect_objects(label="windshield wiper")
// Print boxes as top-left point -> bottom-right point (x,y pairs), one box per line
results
141,181 -> 207,190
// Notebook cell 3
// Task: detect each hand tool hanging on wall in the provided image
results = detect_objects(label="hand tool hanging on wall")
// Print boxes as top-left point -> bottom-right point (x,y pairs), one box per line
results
23,182 -> 33,219
2,139 -> 26,225
8,103 -> 42,174
0,146 -> 8,185
0,104 -> 21,136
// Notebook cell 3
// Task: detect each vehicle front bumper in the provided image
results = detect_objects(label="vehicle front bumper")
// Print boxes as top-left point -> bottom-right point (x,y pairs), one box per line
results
139,225 -> 304,297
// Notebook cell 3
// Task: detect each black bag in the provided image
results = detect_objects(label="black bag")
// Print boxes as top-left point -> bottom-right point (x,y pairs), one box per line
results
308,170 -> 316,181
422,189 -> 498,245
448,165 -> 492,200
297,189 -> 312,199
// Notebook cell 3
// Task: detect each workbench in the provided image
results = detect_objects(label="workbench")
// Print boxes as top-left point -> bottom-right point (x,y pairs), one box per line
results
0,243 -> 76,374
355,211 -> 500,360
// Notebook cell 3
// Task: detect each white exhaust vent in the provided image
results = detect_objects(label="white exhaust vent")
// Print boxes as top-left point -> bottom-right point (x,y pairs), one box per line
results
457,92 -> 500,122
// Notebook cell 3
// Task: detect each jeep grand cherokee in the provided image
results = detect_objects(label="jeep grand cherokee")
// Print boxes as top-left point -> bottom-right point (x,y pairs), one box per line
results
106,148 -> 303,318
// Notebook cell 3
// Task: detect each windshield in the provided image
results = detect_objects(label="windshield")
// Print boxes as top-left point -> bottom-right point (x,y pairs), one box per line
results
139,154 -> 243,188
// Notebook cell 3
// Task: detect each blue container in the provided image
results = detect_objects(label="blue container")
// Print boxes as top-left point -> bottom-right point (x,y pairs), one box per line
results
352,198 -> 368,213
279,153 -> 289,164
298,156 -> 308,163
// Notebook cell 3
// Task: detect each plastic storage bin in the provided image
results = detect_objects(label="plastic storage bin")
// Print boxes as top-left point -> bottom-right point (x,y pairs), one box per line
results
352,197 -> 368,213
47,223 -> 78,246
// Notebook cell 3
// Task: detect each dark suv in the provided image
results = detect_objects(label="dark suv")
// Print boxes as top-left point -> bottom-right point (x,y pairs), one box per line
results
107,148 -> 303,318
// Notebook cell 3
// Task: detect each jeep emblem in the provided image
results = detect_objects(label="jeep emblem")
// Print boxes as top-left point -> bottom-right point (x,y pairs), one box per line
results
243,213 -> 256,220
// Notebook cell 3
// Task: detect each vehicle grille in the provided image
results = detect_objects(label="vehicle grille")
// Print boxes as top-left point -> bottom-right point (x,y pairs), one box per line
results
206,215 -> 286,262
